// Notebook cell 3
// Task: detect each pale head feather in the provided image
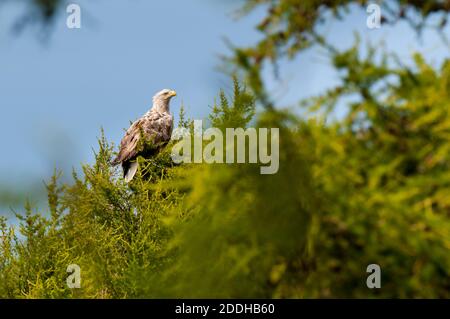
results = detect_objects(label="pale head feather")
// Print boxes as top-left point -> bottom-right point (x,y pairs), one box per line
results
151,89 -> 177,112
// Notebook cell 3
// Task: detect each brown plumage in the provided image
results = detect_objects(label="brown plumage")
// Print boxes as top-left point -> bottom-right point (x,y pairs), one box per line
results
112,89 -> 176,182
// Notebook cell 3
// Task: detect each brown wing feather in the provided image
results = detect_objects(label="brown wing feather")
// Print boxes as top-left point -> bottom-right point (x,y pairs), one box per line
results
112,111 -> 173,166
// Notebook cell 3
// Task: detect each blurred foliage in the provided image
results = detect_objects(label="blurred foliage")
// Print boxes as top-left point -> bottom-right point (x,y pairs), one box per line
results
1,66 -> 450,297
0,0 -> 64,34
230,0 -> 450,107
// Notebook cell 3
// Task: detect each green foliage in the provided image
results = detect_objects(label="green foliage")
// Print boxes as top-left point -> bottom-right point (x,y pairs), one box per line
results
177,102 -> 190,129
209,77 -> 255,129
2,68 -> 450,298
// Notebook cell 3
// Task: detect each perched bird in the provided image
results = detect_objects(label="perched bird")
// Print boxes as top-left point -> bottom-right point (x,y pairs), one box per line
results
112,89 -> 176,182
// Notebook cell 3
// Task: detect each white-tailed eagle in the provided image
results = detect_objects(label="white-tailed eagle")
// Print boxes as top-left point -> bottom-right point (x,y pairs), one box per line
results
112,89 -> 176,182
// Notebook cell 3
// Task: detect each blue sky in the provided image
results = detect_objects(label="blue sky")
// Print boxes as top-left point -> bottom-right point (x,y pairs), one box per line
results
0,0 -> 449,216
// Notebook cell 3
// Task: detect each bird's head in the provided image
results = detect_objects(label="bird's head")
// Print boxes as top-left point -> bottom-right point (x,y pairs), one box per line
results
152,89 -> 177,112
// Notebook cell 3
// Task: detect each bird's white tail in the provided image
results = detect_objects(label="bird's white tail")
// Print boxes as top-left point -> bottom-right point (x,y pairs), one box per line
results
124,162 -> 139,183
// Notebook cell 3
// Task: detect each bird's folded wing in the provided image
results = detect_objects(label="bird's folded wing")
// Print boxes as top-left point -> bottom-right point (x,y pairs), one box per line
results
113,118 -> 144,165
113,112 -> 173,165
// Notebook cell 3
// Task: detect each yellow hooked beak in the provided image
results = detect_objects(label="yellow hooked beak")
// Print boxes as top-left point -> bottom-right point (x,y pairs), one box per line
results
169,90 -> 177,97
